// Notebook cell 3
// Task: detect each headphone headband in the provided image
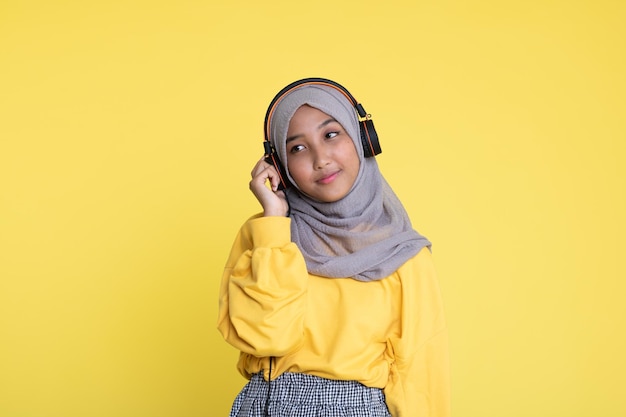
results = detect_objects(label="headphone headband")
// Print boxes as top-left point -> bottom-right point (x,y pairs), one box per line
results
264,78 -> 368,143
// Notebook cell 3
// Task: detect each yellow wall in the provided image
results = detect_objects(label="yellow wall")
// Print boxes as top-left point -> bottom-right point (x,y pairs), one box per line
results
1,1 -> 624,416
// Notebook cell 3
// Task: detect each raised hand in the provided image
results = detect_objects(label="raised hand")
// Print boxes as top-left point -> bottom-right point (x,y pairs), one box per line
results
249,157 -> 289,217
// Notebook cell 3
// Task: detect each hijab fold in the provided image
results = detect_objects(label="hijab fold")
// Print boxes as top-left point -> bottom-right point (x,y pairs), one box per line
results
268,84 -> 430,281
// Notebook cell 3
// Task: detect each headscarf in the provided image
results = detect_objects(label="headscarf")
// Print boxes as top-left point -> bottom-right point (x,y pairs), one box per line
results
268,82 -> 430,281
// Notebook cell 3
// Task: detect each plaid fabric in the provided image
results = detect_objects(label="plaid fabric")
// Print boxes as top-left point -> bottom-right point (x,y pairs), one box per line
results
229,372 -> 391,417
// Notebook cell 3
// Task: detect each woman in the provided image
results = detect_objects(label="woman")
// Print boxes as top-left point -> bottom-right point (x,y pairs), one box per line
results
217,78 -> 450,417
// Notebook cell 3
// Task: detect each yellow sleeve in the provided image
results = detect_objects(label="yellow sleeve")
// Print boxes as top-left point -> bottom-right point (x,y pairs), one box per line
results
384,248 -> 451,417
217,215 -> 309,357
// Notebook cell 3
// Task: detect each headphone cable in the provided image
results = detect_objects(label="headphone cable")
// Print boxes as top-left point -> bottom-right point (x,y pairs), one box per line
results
264,356 -> 273,416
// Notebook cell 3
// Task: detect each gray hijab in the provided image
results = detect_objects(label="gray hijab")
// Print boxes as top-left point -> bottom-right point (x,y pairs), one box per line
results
268,84 -> 430,281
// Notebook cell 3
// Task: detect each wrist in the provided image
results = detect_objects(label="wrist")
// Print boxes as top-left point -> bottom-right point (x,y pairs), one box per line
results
263,208 -> 288,217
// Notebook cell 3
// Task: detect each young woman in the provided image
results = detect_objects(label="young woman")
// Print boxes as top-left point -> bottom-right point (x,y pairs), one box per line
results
217,78 -> 450,417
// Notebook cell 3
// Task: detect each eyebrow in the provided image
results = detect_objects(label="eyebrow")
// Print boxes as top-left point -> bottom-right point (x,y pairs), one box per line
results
286,118 -> 338,143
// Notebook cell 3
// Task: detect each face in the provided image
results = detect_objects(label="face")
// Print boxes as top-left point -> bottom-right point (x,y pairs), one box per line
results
285,105 -> 360,202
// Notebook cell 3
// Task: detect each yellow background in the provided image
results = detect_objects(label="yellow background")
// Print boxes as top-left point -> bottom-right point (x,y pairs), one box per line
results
1,0 -> 624,416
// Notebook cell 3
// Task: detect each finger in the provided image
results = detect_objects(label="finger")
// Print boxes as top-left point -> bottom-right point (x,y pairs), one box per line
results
269,168 -> 284,192
265,167 -> 280,191
250,167 -> 273,192
250,158 -> 273,178
252,165 -> 278,186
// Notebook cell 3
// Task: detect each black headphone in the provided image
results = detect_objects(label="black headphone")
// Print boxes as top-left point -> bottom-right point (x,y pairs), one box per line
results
263,77 -> 382,190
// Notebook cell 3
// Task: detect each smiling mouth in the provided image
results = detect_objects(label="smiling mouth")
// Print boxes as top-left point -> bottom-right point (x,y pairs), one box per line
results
317,171 -> 340,185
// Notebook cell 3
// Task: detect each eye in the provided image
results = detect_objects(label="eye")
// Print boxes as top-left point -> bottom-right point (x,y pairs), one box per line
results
289,144 -> 306,154
325,131 -> 339,139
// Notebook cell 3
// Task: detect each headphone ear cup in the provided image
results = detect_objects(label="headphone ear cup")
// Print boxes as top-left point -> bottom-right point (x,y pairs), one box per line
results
263,142 -> 290,190
360,119 -> 382,158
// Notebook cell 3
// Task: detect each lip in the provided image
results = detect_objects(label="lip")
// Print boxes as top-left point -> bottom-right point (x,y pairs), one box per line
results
316,170 -> 340,185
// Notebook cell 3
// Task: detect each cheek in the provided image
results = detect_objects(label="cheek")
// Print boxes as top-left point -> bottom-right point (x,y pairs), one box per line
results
341,142 -> 360,170
286,158 -> 307,184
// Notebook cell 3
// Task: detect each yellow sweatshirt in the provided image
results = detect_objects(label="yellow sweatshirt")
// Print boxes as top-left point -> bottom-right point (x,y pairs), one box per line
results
217,215 -> 451,417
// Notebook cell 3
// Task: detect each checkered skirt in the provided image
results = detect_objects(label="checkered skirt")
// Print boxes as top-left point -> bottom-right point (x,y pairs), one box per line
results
229,372 -> 391,417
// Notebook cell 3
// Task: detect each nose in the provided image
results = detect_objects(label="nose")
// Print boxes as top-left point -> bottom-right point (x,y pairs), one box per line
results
313,146 -> 331,170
